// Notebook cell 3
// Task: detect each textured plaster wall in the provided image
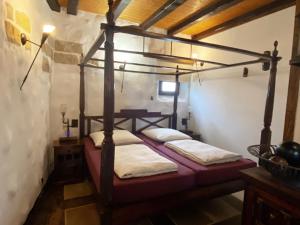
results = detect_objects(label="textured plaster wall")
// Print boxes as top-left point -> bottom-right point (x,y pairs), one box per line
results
50,10 -> 189,141
189,7 -> 295,160
0,1 -> 53,225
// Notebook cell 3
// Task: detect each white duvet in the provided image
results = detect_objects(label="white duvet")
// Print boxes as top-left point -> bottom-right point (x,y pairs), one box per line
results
165,140 -> 241,166
114,144 -> 178,179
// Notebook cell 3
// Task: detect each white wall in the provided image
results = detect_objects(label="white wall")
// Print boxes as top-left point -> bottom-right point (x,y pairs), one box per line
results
50,11 -> 189,141
0,1 -> 53,225
189,7 -> 295,159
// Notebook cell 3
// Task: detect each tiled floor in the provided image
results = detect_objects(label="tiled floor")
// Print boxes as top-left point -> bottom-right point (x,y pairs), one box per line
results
25,181 -> 243,225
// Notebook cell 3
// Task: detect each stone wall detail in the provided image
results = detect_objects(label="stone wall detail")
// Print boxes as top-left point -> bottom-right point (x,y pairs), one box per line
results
52,39 -> 83,65
4,2 -> 31,49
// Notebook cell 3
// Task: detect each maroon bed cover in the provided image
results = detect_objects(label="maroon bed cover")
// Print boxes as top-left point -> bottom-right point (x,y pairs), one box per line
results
84,137 -> 195,204
84,135 -> 256,204
138,134 -> 256,186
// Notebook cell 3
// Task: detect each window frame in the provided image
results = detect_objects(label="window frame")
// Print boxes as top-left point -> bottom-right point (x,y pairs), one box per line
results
158,80 -> 180,96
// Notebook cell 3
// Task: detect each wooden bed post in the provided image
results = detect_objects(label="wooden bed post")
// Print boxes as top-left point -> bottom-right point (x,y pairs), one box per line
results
260,41 -> 280,154
79,64 -> 85,138
101,0 -> 115,209
172,65 -> 179,129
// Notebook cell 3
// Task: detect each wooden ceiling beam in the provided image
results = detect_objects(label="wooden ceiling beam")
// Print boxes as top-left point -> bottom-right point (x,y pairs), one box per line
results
168,0 -> 242,35
192,0 -> 296,40
46,0 -> 60,12
67,0 -> 79,15
112,0 -> 132,21
140,0 -> 186,30
101,23 -> 273,60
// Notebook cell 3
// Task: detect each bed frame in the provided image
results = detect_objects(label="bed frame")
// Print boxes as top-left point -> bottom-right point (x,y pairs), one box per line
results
83,109 -> 174,135
78,1 -> 281,224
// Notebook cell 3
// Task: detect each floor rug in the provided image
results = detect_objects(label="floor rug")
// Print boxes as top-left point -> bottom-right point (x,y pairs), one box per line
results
65,203 -> 153,225
64,195 -> 242,225
64,181 -> 94,200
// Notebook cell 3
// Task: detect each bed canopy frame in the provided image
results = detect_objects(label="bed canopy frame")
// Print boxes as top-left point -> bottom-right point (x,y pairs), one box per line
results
78,1 -> 280,224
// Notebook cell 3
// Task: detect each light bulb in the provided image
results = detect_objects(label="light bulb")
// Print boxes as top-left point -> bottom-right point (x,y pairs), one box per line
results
60,104 -> 67,114
43,25 -> 55,34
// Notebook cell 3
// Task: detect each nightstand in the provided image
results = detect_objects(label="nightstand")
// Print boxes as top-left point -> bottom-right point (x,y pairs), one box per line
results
53,139 -> 84,184
179,130 -> 202,141
241,167 -> 300,225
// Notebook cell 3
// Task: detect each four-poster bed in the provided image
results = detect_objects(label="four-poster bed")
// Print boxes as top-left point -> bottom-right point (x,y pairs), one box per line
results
78,1 -> 281,224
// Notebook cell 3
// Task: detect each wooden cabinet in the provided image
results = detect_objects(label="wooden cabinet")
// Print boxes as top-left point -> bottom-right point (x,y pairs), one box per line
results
53,140 -> 84,184
179,130 -> 202,141
241,167 -> 300,225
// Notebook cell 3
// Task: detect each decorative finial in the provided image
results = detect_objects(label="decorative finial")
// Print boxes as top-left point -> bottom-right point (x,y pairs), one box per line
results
272,40 -> 278,57
274,40 -> 278,50
108,0 -> 113,7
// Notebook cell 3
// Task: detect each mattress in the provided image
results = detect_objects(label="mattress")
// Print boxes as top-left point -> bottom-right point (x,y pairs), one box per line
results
139,134 -> 256,186
84,137 -> 195,204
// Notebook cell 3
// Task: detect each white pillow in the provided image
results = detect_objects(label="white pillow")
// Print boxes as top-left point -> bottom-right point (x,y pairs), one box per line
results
89,130 -> 143,147
142,128 -> 192,142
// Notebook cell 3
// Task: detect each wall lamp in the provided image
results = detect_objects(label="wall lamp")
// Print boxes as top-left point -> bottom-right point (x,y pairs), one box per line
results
20,25 -> 55,90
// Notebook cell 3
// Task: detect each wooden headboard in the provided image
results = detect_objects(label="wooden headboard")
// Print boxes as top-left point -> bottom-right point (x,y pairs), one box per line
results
83,109 -> 173,135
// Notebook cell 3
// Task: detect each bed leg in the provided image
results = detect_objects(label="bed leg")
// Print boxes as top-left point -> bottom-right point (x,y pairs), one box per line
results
100,210 -> 113,225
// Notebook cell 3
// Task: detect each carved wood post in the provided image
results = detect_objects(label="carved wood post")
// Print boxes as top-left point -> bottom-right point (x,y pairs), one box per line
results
79,65 -> 85,138
100,0 -> 115,207
260,41 -> 279,154
172,66 -> 179,129
283,2 -> 300,141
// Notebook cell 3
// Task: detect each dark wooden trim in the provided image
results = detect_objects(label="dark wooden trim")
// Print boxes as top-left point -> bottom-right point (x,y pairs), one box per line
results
84,110 -> 173,134
172,67 -> 179,129
136,116 -> 170,132
79,65 -> 85,139
98,47 -> 229,66
168,0 -> 242,35
101,23 -> 273,60
143,52 -> 228,66
89,58 -> 199,72
46,0 -> 60,12
260,42 -> 280,154
112,0 -> 132,21
100,0 -> 115,207
283,3 -> 300,141
192,0 -> 296,40
284,66 -> 300,141
67,0 -> 79,15
140,0 -> 186,30
178,59 -> 267,76
84,64 -> 177,76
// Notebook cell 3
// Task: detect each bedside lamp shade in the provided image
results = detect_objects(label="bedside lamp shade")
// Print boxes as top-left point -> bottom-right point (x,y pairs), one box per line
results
60,104 -> 67,115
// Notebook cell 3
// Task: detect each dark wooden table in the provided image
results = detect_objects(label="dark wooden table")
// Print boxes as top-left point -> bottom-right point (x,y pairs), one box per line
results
179,130 -> 202,141
241,167 -> 300,225
53,139 -> 84,184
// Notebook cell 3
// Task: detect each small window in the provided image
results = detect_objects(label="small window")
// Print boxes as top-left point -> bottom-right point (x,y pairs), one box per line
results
158,81 -> 179,96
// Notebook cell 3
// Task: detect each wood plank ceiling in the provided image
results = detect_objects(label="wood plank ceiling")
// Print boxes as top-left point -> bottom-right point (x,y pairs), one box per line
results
54,0 -> 295,39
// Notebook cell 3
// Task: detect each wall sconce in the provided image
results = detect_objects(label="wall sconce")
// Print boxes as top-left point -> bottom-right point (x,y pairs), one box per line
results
19,24 -> 55,90
243,67 -> 249,78
59,104 -> 78,143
